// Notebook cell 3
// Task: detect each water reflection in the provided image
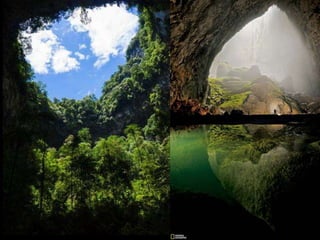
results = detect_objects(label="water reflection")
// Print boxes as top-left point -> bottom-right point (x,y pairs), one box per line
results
170,124 -> 320,228
170,127 -> 231,200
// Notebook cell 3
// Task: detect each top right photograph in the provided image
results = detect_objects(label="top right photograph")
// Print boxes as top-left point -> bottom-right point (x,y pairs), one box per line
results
170,0 -> 320,125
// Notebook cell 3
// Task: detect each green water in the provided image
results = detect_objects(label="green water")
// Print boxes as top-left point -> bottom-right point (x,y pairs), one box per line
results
170,126 -> 230,200
171,123 -> 320,229
170,123 -> 320,201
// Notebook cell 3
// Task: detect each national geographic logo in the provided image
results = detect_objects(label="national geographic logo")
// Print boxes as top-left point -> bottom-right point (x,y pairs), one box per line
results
170,233 -> 187,239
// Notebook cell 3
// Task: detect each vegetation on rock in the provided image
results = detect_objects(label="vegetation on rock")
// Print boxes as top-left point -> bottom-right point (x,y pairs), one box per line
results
207,123 -> 320,229
207,65 -> 301,115
3,3 -> 169,235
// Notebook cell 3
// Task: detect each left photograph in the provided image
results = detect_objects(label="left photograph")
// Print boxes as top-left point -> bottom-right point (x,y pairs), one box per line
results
3,0 -> 170,236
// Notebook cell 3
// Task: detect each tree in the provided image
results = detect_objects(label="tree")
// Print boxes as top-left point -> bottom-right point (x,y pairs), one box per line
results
93,136 -> 132,199
78,128 -> 92,144
3,3 -> 169,235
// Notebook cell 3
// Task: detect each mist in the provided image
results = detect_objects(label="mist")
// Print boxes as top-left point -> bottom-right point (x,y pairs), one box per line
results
209,5 -> 319,96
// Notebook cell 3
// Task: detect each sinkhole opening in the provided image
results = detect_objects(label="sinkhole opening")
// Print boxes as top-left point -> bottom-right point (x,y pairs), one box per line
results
19,3 -> 139,101
207,5 -> 320,115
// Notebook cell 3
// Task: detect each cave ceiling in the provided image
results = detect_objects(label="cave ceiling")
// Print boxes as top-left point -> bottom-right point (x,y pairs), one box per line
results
170,0 -> 320,106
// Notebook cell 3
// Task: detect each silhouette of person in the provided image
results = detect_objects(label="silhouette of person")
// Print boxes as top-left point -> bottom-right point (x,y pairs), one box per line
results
274,109 -> 277,115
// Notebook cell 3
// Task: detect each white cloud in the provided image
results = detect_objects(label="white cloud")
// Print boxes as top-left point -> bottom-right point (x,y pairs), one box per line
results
75,51 -> 85,60
22,30 -> 58,74
52,47 -> 80,73
79,43 -> 87,50
86,88 -> 97,96
69,4 -> 139,68
22,29 -> 80,74
21,4 -> 138,74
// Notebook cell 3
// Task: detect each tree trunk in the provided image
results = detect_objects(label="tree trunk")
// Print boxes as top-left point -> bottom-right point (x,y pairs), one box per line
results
39,150 -> 45,216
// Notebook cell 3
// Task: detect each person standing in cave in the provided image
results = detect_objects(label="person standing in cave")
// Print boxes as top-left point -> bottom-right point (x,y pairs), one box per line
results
274,109 -> 277,115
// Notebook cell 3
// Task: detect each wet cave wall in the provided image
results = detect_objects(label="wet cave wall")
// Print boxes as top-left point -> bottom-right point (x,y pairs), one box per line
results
170,0 -> 320,107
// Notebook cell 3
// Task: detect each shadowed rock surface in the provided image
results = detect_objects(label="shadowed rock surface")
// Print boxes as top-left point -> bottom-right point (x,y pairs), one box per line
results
170,0 -> 320,107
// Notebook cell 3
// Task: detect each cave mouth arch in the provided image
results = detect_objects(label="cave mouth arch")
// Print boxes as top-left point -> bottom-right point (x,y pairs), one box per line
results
209,5 -> 318,97
206,4 -> 319,115
170,0 -> 320,109
3,0 -> 168,130
18,3 -> 140,100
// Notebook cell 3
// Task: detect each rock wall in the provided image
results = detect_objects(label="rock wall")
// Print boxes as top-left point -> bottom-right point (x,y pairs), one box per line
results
170,0 -> 320,107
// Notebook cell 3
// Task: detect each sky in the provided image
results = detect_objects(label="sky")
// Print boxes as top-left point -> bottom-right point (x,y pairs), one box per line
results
210,5 -> 318,95
21,4 -> 139,100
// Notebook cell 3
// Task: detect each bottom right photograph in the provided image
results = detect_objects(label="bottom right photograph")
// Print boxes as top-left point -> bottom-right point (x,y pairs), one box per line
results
170,123 -> 320,238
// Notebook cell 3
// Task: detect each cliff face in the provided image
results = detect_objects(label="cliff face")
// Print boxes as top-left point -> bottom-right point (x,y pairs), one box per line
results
98,8 -> 169,136
170,0 -> 320,107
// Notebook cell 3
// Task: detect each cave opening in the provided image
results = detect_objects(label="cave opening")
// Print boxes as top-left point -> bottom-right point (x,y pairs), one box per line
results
3,0 -> 170,235
207,5 -> 320,115
170,3 -> 320,238
18,4 -> 139,100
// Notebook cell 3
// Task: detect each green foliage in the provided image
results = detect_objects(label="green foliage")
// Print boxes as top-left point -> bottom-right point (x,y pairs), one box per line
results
208,125 -> 279,166
99,8 -> 169,137
208,77 -> 251,110
207,78 -> 227,106
220,91 -> 251,110
77,128 -> 92,144
4,3 -> 169,235
208,125 -> 251,146
144,84 -> 169,140
53,95 -> 100,134
27,125 -> 168,234
207,123 -> 320,229
224,144 -> 261,165
254,139 -> 278,153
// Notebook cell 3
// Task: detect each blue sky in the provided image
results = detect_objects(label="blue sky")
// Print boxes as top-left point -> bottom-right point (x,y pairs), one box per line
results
21,4 -> 139,100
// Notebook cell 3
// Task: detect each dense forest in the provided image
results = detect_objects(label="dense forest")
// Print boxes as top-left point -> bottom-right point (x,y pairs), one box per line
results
3,2 -> 169,235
